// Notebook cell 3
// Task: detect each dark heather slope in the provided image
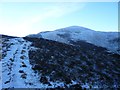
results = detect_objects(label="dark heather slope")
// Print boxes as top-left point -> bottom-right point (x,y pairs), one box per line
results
1,35 -> 18,59
24,37 -> 120,89
1,34 -> 18,39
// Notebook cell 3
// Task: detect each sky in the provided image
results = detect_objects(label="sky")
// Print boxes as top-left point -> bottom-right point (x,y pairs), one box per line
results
0,2 -> 118,37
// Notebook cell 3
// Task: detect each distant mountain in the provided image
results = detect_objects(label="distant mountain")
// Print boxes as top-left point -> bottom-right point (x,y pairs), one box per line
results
28,26 -> 120,54
1,34 -> 120,89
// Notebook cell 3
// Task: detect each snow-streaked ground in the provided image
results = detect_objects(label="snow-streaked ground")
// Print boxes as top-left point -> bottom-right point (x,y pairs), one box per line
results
1,36 -> 119,89
28,26 -> 119,54
1,38 -> 42,88
0,61 -> 2,90
2,37 -> 87,88
0,37 -> 2,90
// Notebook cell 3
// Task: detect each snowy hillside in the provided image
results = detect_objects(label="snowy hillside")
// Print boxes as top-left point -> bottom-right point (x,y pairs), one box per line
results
28,26 -> 119,54
1,35 -> 85,89
1,35 -> 120,89
1,37 -> 41,88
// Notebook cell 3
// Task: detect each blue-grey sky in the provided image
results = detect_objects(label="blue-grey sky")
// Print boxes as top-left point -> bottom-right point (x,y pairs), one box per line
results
0,2 -> 118,37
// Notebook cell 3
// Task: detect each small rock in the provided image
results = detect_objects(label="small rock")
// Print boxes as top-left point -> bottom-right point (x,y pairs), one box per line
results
19,70 -> 24,73
21,73 -> 27,79
4,80 -> 10,84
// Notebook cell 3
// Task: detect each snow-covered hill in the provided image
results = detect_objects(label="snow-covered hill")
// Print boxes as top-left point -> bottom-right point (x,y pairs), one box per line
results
1,35 -> 120,89
28,26 -> 120,54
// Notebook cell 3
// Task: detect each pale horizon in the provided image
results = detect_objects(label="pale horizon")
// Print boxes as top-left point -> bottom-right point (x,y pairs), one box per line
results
0,2 -> 118,37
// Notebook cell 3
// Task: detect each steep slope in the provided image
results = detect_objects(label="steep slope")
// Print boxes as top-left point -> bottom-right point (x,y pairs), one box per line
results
28,26 -> 119,54
24,37 -> 120,89
1,35 -> 120,89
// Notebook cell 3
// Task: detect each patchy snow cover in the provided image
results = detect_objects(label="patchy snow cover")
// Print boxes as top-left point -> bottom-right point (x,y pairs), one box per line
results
28,26 -> 119,54
0,61 -> 2,90
1,38 -> 43,88
0,37 -> 2,90
1,37 -> 85,88
1,35 -> 120,89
